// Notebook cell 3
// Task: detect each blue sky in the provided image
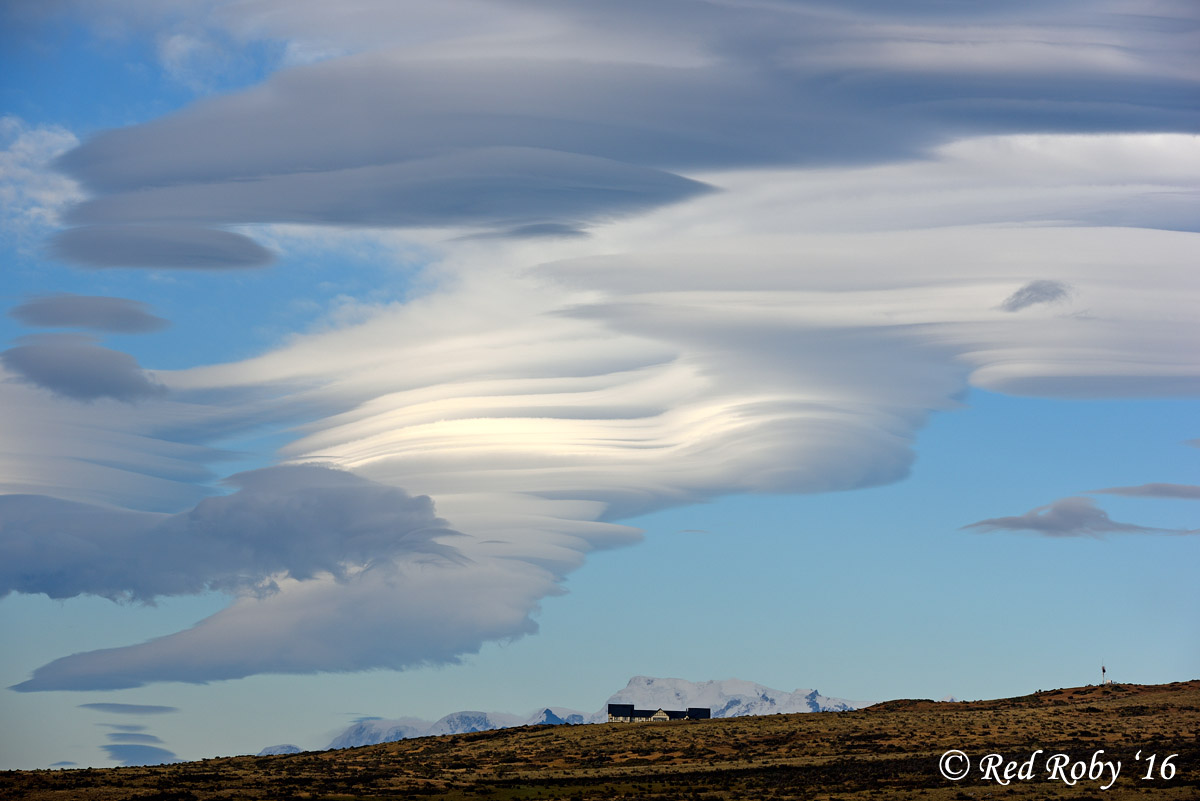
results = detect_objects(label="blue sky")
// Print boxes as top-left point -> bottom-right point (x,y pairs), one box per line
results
1,0 -> 1198,769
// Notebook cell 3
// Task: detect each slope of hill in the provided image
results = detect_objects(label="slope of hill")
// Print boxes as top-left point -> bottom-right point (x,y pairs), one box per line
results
6,679 -> 1196,800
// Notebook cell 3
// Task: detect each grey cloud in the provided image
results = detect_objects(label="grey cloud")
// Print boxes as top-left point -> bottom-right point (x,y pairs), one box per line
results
49,761 -> 77,767
0,465 -> 460,602
1,334 -> 166,402
1000,280 -> 1072,312
51,224 -> 273,269
496,223 -> 589,239
962,496 -> 1195,537
78,703 -> 178,715
972,374 -> 1200,400
9,0 -> 1199,692
65,147 -> 710,233
106,732 -> 164,744
9,294 -> 169,333
100,744 -> 179,766
1091,483 -> 1200,500
13,554 -> 553,691
60,4 -> 1197,190
98,723 -> 148,731
48,1 -> 1198,266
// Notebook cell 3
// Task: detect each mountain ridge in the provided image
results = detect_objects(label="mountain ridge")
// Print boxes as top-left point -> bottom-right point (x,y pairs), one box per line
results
321,675 -> 862,750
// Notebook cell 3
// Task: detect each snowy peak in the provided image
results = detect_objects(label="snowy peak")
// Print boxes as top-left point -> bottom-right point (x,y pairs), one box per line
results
604,676 -> 859,718
527,708 -> 587,726
326,707 -> 585,749
328,718 -> 430,749
427,711 -> 525,737
320,675 -> 858,752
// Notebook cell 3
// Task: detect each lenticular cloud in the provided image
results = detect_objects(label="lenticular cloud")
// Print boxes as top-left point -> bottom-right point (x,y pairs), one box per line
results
6,0 -> 1200,691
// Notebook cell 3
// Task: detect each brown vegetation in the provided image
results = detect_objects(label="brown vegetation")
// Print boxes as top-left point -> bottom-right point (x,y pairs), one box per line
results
3,679 -> 1197,800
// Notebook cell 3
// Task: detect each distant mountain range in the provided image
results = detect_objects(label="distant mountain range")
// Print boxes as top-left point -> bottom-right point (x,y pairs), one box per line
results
293,676 -> 861,751
608,676 -> 859,718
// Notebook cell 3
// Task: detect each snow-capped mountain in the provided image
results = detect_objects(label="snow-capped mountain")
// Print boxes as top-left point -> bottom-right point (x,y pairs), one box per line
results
327,708 -> 585,748
257,744 -> 301,756
599,676 -> 859,720
328,718 -> 431,749
320,675 -> 860,750
426,711 -> 526,737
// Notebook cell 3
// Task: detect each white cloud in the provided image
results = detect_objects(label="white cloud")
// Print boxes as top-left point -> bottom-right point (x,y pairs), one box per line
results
0,117 -> 83,247
5,0 -> 1200,690
7,130 -> 1200,689
14,555 -> 559,691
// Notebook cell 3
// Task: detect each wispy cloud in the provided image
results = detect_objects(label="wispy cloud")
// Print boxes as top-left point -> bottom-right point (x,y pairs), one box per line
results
78,703 -> 178,715
11,131 -> 1200,688
3,1 -> 1200,692
1091,483 -> 1200,500
100,744 -> 179,766
0,116 -> 83,245
106,733 -> 164,744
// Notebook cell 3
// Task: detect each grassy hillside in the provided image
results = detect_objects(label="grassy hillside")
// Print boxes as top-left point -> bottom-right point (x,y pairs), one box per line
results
4,680 -> 1197,800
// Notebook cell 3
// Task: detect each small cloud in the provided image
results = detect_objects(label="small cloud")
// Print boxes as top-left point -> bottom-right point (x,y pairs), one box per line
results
962,496 -> 1195,537
98,723 -> 147,732
1090,483 -> 1200,500
107,732 -> 164,744
51,224 -> 274,269
78,703 -> 179,715
999,280 -> 1071,312
100,744 -> 179,766
1,333 -> 166,402
50,761 -> 77,767
9,294 -> 169,334
157,32 -> 227,92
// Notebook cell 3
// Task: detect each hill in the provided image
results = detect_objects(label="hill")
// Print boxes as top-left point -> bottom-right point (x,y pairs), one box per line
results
3,679 -> 1196,800
325,675 -> 859,748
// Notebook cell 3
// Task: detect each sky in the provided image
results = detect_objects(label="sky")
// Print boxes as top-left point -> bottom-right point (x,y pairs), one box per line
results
1,0 -> 1198,770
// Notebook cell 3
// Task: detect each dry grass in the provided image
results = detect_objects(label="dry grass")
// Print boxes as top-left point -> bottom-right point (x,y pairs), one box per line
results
3,679 -> 1197,800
